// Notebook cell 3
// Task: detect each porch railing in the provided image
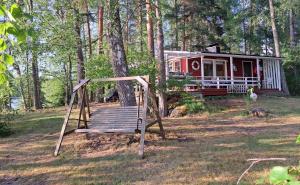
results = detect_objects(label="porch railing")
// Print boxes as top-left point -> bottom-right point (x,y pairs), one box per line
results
169,75 -> 260,93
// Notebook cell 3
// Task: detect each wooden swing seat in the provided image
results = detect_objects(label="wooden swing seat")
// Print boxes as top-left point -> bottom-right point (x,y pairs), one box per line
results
75,106 -> 144,133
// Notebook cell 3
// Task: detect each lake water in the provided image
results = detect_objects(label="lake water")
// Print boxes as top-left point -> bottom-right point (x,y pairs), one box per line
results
10,97 -> 22,110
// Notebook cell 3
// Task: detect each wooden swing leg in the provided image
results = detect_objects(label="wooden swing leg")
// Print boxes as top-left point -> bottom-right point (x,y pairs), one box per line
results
84,88 -> 91,118
139,121 -> 146,158
77,88 -> 87,129
54,94 -> 75,156
157,119 -> 165,139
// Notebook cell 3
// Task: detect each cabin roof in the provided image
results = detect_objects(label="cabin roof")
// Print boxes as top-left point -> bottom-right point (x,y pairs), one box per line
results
164,50 -> 283,61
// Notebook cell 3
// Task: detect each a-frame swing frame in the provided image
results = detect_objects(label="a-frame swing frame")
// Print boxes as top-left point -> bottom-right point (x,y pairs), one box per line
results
54,76 -> 165,158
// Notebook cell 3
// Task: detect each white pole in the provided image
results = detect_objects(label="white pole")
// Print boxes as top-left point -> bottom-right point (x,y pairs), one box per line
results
277,59 -> 282,91
186,57 -> 189,73
273,60 -> 277,89
267,60 -> 270,89
271,60 -> 276,89
263,60 -> 266,89
213,61 -> 216,79
230,57 -> 234,85
224,61 -> 228,80
165,54 -> 169,80
201,55 -> 204,89
217,77 -> 220,89
256,58 -> 260,89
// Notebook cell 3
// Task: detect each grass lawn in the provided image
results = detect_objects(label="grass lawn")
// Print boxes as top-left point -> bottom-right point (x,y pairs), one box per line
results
1,96 -> 300,185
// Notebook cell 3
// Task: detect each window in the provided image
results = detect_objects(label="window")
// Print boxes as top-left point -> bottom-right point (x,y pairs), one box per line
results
216,62 -> 225,76
202,59 -> 227,78
204,62 -> 213,76
170,60 -> 181,72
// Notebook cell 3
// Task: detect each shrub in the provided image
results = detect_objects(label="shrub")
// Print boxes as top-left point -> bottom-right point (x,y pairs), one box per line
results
0,112 -> 15,137
179,93 -> 206,114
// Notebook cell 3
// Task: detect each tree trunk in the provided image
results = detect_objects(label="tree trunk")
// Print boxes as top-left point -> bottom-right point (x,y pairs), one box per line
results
63,62 -> 69,107
26,52 -> 32,108
146,0 -> 155,57
68,54 -> 73,102
124,0 -> 130,52
136,0 -> 144,52
289,9 -> 298,78
32,51 -> 42,109
268,0 -> 290,95
98,4 -> 104,54
96,2 -> 105,103
289,9 -> 295,47
182,5 -> 186,51
155,0 -> 167,117
74,8 -> 86,109
174,0 -> 179,49
13,64 -> 28,110
74,9 -> 85,82
84,0 -> 92,57
106,0 -> 136,107
28,0 -> 41,109
268,0 -> 280,57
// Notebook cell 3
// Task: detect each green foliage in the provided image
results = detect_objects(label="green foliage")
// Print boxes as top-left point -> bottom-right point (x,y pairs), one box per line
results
282,47 -> 300,96
268,166 -> 300,185
179,93 -> 205,114
167,76 -> 196,91
296,135 -> 300,144
0,3 -> 28,84
0,111 -> 16,137
259,134 -> 300,185
85,54 -> 113,91
0,80 -> 14,111
41,79 -> 64,107
127,48 -> 157,83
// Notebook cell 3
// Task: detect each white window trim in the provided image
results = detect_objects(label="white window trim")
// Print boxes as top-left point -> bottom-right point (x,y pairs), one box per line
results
202,59 -> 227,78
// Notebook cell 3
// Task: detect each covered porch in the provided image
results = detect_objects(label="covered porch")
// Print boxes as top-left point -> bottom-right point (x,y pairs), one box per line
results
164,51 -> 283,94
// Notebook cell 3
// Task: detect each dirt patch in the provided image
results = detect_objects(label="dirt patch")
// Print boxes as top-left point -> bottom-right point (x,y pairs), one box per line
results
207,98 -> 246,108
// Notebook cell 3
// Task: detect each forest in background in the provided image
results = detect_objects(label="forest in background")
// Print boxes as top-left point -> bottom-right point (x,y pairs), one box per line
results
0,0 -> 300,112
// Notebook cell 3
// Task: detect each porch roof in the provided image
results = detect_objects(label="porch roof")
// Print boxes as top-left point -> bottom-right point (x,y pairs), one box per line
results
164,50 -> 283,61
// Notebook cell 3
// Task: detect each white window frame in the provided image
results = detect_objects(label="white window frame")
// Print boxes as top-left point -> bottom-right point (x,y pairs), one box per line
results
202,59 -> 227,78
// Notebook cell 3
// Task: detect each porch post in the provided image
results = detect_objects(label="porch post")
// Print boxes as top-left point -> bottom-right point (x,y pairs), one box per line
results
224,61 -> 228,80
201,55 -> 204,89
277,59 -> 282,91
230,56 -> 234,85
186,57 -> 189,73
263,59 -> 266,89
165,54 -> 169,80
256,58 -> 261,89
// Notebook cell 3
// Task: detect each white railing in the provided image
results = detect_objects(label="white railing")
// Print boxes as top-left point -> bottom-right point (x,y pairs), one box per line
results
169,75 -> 260,93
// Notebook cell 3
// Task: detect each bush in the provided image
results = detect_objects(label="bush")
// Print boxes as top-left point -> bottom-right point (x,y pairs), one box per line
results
179,93 -> 206,114
42,79 -> 65,107
0,112 -> 15,137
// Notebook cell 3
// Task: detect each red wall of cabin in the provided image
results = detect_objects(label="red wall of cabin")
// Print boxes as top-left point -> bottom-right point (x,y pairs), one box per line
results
179,56 -> 263,80
187,58 -> 201,76
181,58 -> 187,73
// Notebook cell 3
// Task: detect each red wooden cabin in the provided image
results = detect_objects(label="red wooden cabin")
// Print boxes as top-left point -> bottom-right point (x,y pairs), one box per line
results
164,50 -> 283,96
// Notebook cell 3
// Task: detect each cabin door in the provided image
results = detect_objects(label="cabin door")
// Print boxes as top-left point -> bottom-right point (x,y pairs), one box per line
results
243,61 -> 253,77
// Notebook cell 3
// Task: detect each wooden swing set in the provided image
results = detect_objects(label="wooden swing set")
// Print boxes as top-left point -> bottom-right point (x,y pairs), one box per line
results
54,75 -> 165,158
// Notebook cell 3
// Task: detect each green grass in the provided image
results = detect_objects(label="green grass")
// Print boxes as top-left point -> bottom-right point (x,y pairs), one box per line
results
0,96 -> 300,185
